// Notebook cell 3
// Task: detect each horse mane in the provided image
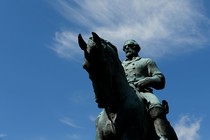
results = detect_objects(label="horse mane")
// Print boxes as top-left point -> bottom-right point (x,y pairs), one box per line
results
89,36 -> 119,58
103,40 -> 119,57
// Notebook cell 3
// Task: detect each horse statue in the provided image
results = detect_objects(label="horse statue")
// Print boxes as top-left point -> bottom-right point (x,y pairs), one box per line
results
78,32 -> 176,140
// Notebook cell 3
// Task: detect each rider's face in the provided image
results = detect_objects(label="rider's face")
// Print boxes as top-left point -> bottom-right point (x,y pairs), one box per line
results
123,45 -> 138,59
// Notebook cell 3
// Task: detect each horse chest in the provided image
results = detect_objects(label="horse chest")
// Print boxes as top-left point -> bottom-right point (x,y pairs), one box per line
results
97,110 -> 117,138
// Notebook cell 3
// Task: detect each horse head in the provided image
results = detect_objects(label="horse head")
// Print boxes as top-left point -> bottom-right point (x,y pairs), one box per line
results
78,32 -> 121,108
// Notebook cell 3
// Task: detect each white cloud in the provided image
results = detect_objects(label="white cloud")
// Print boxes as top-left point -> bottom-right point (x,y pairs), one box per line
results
0,134 -> 7,139
60,116 -> 84,129
50,0 -> 210,59
88,115 -> 97,122
50,31 -> 83,60
174,115 -> 202,140
67,134 -> 81,140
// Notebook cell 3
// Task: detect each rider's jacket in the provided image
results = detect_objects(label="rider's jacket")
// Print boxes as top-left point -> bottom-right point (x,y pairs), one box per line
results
122,56 -> 165,92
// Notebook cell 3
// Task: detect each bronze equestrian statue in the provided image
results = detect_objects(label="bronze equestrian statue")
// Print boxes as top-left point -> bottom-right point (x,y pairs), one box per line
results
78,32 -> 178,140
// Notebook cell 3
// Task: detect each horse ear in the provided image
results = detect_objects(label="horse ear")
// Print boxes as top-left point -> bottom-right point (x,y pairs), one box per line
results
78,34 -> 87,50
92,32 -> 101,48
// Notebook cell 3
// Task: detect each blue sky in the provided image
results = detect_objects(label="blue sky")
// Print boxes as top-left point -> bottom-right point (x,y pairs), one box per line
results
0,0 -> 210,140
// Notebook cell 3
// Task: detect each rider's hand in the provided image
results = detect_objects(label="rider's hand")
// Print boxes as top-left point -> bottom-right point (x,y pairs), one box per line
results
134,77 -> 152,89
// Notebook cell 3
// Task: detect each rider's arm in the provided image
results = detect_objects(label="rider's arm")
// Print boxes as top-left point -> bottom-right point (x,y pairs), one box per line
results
147,58 -> 165,90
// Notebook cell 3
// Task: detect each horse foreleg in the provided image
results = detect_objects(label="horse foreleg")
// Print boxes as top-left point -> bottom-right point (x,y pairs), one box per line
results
96,112 -> 103,140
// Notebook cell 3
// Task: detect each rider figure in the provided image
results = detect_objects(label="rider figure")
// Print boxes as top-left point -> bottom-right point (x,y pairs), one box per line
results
122,39 -> 172,140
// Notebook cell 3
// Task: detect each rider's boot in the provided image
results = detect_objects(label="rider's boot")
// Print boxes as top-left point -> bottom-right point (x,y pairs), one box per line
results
154,117 -> 170,140
149,107 -> 170,140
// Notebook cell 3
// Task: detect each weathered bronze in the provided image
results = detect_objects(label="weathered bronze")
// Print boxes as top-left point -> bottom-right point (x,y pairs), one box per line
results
78,32 -> 178,140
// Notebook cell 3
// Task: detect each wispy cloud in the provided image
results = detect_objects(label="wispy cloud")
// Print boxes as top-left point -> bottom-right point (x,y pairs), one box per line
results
50,31 -> 83,61
50,0 -> 210,59
60,116 -> 84,129
88,115 -> 97,122
0,134 -> 7,140
174,114 -> 202,140
67,134 -> 81,140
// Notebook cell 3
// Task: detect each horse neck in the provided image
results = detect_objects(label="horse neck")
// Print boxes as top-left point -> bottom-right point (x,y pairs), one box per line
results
112,65 -> 132,102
